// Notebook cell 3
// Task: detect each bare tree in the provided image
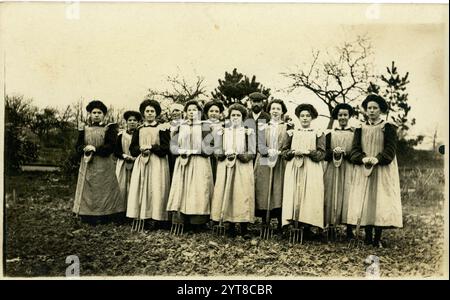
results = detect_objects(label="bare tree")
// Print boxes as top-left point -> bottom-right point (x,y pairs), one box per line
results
282,35 -> 374,128
146,75 -> 207,104
433,126 -> 438,152
71,98 -> 86,128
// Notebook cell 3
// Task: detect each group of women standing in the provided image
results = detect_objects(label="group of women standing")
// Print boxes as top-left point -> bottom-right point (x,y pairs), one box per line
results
73,93 -> 403,248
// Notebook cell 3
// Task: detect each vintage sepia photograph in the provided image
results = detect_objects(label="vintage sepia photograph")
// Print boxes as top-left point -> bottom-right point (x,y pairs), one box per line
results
0,1 -> 448,280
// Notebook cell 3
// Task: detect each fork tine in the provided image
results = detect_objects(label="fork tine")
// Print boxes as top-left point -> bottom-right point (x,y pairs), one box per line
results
348,226 -> 365,248
348,238 -> 361,248
212,223 -> 225,237
288,226 -> 303,245
140,220 -> 145,232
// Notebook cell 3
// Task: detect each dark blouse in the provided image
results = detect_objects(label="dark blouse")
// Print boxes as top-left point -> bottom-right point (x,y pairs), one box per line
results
75,123 -> 118,158
129,123 -> 170,158
202,119 -> 224,156
349,122 -> 398,166
114,131 -> 134,159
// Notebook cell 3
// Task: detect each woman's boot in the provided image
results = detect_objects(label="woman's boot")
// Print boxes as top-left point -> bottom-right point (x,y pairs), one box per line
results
373,227 -> 384,248
364,226 -> 373,245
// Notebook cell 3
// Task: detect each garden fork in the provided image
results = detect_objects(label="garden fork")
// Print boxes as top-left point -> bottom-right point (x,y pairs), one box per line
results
170,160 -> 187,236
326,157 -> 342,243
260,163 -> 275,240
213,154 -> 235,237
212,220 -> 226,237
289,161 -> 306,245
170,212 -> 184,235
131,218 -> 145,233
131,152 -> 149,233
348,163 -> 374,248
289,221 -> 303,244
74,151 -> 93,217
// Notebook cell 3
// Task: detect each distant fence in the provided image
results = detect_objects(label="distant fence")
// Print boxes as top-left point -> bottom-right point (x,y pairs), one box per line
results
21,164 -> 61,172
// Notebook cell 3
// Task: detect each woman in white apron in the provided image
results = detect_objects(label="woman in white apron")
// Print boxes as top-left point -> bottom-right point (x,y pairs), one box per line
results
166,100 -> 214,232
114,110 -> 141,214
281,104 -> 325,240
202,100 -> 225,183
254,99 -> 291,234
347,95 -> 403,248
126,100 -> 171,229
73,100 -> 124,224
211,103 -> 256,238
167,103 -> 184,179
323,103 -> 356,240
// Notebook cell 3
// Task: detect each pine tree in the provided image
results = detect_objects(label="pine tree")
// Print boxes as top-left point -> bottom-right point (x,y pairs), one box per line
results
369,61 -> 412,139
212,68 -> 270,107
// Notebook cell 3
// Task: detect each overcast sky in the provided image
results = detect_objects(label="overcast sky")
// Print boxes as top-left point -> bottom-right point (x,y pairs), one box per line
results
1,2 -> 448,149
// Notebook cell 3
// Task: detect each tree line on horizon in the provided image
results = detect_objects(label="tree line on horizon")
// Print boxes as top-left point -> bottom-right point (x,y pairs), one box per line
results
4,35 -> 435,174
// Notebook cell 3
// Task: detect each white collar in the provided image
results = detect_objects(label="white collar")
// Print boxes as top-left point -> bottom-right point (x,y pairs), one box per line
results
367,119 -> 384,126
335,126 -> 352,131
252,111 -> 261,120
143,121 -> 158,127
269,119 -> 283,125
298,127 -> 314,132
